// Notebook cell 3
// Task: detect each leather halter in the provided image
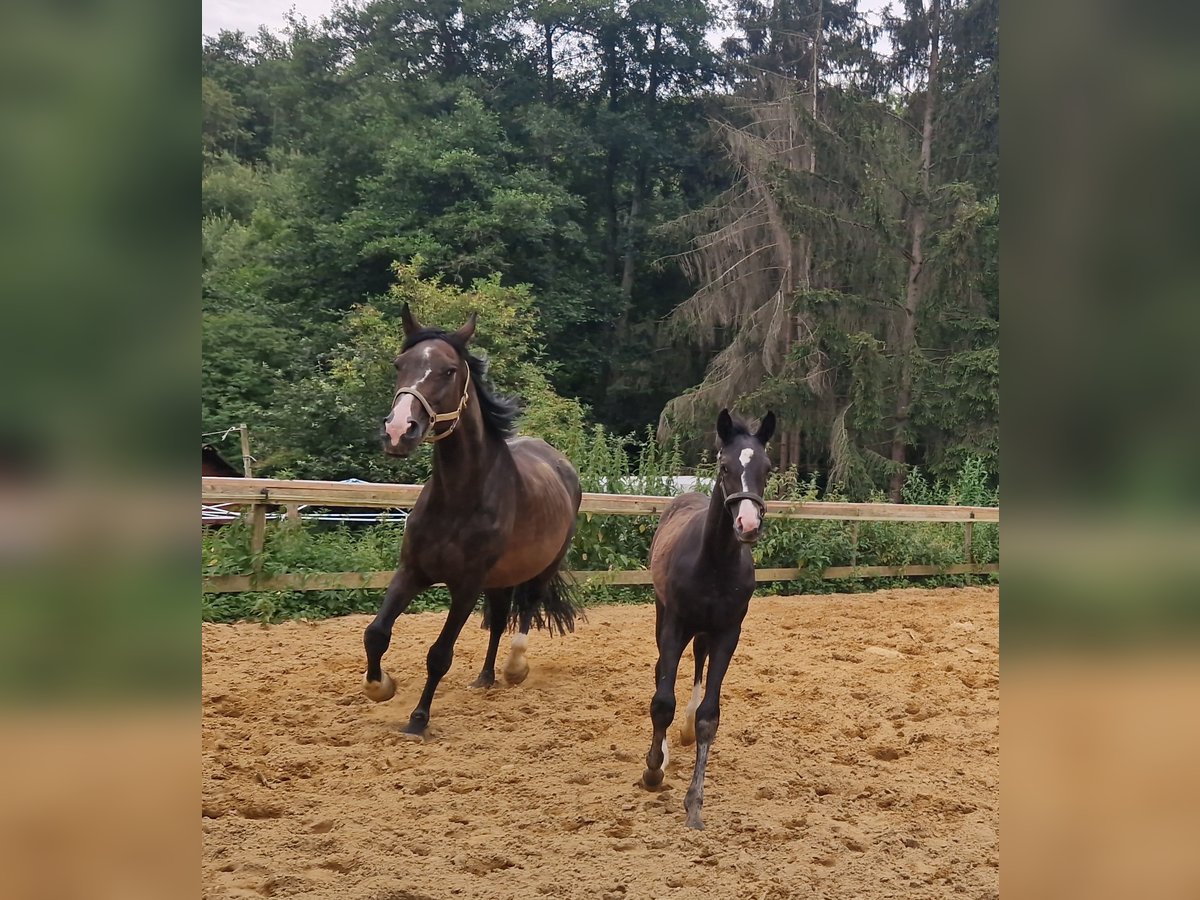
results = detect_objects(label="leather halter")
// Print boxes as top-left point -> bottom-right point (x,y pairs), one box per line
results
391,364 -> 472,444
721,483 -> 766,517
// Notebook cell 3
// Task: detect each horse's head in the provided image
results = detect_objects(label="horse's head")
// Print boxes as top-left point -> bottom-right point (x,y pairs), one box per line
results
381,305 -> 476,457
714,408 -> 776,544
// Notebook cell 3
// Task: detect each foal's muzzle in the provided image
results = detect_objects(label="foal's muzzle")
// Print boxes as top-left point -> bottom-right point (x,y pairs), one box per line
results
725,491 -> 766,543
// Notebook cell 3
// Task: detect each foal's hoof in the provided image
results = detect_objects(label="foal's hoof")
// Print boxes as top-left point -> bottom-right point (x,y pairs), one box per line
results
469,672 -> 496,689
641,767 -> 664,789
502,661 -> 529,686
400,716 -> 428,740
363,672 -> 396,702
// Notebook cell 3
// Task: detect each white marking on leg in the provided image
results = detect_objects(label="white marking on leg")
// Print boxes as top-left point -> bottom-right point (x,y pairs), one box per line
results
661,737 -> 670,769
510,633 -> 528,652
685,680 -> 703,725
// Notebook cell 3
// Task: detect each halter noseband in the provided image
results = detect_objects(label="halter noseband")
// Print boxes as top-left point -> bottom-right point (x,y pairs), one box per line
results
392,364 -> 472,444
721,483 -> 766,517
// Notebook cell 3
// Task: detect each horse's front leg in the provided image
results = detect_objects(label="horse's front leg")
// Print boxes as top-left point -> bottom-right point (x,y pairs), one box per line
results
403,577 -> 485,737
642,616 -> 689,789
363,567 -> 429,702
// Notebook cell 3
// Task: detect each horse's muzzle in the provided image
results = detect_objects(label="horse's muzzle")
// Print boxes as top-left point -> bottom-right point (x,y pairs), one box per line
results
381,422 -> 423,457
734,525 -> 762,544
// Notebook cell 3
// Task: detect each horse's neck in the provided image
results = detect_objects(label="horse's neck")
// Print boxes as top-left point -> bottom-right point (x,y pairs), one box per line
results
427,404 -> 510,502
700,486 -> 740,563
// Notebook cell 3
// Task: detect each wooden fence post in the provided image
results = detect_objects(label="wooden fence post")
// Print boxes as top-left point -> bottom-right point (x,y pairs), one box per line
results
250,502 -> 267,582
850,521 -> 860,568
963,520 -> 974,565
239,423 -> 253,479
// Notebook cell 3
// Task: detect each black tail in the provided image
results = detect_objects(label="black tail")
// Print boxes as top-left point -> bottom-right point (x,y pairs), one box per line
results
482,572 -> 582,636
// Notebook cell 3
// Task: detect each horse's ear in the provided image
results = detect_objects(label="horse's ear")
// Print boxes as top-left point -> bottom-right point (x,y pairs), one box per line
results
400,303 -> 421,337
452,312 -> 477,345
716,408 -> 734,443
756,411 -> 776,445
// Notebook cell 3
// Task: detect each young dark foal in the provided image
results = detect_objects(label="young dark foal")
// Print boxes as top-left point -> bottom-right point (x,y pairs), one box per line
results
362,306 -> 581,737
640,409 -> 776,829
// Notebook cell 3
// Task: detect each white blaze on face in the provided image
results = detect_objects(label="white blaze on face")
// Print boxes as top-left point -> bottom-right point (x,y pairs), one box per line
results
735,448 -> 760,532
384,347 -> 435,444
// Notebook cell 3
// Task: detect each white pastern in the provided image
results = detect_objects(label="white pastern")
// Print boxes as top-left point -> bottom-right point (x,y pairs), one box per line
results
510,633 -> 529,653
685,681 -> 703,725
661,737 -> 670,769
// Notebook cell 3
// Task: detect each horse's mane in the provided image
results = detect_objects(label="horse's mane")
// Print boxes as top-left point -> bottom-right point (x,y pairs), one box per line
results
401,329 -> 521,438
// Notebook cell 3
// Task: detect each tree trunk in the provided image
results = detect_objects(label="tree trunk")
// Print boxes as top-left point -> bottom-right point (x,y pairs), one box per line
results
620,23 -> 662,306
888,0 -> 941,502
603,32 -> 620,279
544,23 -> 555,102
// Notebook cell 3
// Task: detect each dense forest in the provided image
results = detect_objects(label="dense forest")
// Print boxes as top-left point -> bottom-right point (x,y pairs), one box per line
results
202,0 -> 998,499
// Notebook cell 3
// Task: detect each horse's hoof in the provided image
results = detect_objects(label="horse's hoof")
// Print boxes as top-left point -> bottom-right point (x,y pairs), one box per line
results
679,722 -> 696,746
363,672 -> 395,702
469,673 -> 496,689
685,816 -> 705,831
502,662 -> 529,686
641,767 -> 664,789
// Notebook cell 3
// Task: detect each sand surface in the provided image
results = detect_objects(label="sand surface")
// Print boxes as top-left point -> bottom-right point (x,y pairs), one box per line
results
203,587 -> 999,899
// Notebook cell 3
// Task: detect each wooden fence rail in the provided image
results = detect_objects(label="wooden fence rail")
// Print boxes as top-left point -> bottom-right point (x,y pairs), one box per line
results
201,477 -> 999,594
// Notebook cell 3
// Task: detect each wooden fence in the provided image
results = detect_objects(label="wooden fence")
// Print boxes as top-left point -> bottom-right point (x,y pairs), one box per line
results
201,477 -> 999,593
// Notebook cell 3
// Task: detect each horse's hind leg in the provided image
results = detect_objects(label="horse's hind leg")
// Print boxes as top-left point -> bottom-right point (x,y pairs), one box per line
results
641,617 -> 689,789
363,567 -> 429,702
472,588 -> 512,689
684,623 -> 741,830
502,606 -> 534,686
679,633 -> 708,746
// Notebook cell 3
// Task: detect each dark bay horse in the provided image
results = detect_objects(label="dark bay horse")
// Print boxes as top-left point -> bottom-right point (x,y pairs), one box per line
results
640,409 -> 776,828
362,306 -> 581,737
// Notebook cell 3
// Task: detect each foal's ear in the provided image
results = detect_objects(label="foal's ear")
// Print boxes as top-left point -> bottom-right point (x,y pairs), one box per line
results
756,411 -> 776,445
400,303 -> 422,337
716,408 -> 734,443
452,312 -> 477,345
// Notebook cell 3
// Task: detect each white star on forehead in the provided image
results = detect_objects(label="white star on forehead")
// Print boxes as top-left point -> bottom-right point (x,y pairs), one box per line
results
739,448 -> 754,466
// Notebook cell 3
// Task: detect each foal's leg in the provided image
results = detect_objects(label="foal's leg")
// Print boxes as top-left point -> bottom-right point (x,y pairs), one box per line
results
641,617 -> 689,789
679,633 -> 708,746
683,623 -> 741,830
363,567 -> 429,702
471,588 -> 512,689
403,580 -> 483,737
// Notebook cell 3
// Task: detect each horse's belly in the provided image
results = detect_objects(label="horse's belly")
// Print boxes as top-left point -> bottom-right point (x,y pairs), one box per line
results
483,534 -> 565,587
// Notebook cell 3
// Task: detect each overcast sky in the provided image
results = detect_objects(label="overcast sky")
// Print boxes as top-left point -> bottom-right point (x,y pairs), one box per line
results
204,0 -> 892,38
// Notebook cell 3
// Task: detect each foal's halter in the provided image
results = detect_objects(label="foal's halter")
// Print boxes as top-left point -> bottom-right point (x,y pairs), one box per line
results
721,481 -> 767,517
392,362 -> 472,444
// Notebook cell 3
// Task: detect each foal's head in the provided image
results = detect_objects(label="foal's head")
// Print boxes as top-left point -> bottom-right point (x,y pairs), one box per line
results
381,305 -> 476,457
715,409 -> 776,544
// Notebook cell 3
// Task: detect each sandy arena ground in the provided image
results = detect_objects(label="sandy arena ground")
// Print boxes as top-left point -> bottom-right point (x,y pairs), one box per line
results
202,587 -> 998,899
